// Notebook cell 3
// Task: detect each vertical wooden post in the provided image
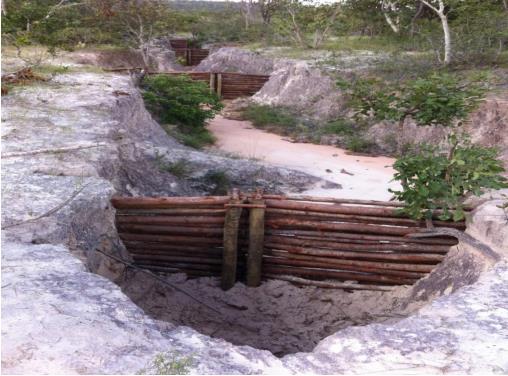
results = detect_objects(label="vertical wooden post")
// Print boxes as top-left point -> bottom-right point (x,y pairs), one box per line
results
187,49 -> 192,66
246,189 -> 265,287
216,73 -> 222,98
221,188 -> 242,290
209,73 -> 216,94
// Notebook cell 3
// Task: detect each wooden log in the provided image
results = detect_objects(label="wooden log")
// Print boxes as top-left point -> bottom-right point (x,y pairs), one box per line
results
132,254 -> 222,265
265,209 -> 465,229
246,197 -> 265,287
265,243 -> 445,263
217,73 -> 222,98
265,199 -> 468,219
119,233 -> 223,245
266,218 -> 418,236
261,265 -> 415,285
266,229 -> 458,245
117,224 -> 224,236
265,235 -> 450,253
122,241 -> 222,253
264,274 -> 394,291
116,209 -> 226,216
263,256 -> 425,279
111,196 -> 229,209
117,216 -> 225,226
221,193 -> 243,290
265,249 -> 435,273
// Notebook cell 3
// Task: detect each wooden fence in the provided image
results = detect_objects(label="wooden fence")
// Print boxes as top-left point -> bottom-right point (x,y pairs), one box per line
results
169,39 -> 209,66
112,191 -> 465,291
164,72 -> 270,100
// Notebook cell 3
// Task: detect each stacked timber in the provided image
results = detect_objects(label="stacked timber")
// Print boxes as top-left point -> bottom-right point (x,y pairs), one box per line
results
112,196 -> 230,277
188,49 -> 210,66
220,73 -> 270,99
261,195 -> 464,288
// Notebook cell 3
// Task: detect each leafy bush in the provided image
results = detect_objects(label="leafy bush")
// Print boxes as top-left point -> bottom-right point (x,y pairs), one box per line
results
242,104 -> 299,133
339,73 -> 487,154
345,135 -> 376,153
138,351 -> 194,375
142,75 -> 223,129
142,75 -> 223,148
390,136 -> 507,221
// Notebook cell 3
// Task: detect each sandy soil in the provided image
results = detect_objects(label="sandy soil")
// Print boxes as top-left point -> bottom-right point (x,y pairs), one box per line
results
208,115 -> 400,200
121,271 -> 416,356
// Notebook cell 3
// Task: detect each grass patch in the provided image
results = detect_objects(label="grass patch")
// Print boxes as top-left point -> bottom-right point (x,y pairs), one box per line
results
159,158 -> 194,178
204,170 -> 231,195
138,352 -> 194,375
242,104 -> 301,135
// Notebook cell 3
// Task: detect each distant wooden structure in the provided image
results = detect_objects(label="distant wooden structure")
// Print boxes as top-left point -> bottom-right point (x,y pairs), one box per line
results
169,39 -> 209,66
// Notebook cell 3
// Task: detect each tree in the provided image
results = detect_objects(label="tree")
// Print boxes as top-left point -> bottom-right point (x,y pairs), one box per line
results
340,73 -> 487,153
276,0 -> 342,49
240,0 -> 255,30
381,0 -> 401,33
259,0 -> 282,25
419,0 -> 451,64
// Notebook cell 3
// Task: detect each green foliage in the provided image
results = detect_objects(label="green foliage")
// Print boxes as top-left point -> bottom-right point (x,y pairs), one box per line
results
138,351 -> 194,375
341,73 -> 487,127
345,135 -> 375,153
242,104 -> 299,132
142,75 -> 222,129
390,136 -> 508,221
159,159 -> 194,178
204,170 -> 231,195
141,74 -> 222,149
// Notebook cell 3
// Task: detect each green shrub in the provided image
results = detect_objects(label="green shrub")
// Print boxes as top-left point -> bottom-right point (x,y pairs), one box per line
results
204,170 -> 231,195
322,118 -> 355,136
242,104 -> 299,133
345,135 -> 375,153
142,75 -> 222,149
142,75 -> 223,129
138,351 -> 194,375
390,135 -> 507,221
160,159 -> 193,178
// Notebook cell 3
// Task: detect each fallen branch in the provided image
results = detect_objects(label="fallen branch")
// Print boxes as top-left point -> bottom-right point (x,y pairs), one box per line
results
2,183 -> 91,230
2,143 -> 107,158
406,227 -> 501,262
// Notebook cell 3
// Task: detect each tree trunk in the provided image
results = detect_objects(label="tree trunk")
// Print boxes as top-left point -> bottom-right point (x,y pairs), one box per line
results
440,13 -> 451,65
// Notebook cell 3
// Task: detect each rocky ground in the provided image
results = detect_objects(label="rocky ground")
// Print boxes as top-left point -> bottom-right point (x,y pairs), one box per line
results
2,50 -> 508,374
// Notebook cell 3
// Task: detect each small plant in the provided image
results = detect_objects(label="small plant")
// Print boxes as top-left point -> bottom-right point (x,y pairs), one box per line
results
138,351 -> 194,375
390,135 -> 507,222
204,170 -> 231,195
345,135 -> 375,153
160,159 -> 193,178
242,104 -> 299,133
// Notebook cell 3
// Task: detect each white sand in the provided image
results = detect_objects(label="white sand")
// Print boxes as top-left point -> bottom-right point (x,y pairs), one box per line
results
208,115 -> 400,200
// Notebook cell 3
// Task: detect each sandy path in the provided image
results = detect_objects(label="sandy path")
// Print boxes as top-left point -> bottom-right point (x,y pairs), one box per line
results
208,115 -> 400,200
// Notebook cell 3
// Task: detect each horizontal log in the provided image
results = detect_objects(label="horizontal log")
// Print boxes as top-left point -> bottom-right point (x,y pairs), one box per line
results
266,229 -> 458,245
117,224 -> 224,236
132,254 -> 222,265
265,199 -> 468,219
264,274 -> 394,291
265,249 -> 435,273
263,256 -> 425,279
265,243 -> 445,263
262,265 -> 415,285
111,196 -> 229,209
265,235 -> 450,253
265,209 -> 465,229
122,241 -> 223,253
135,264 -> 218,277
119,233 -> 223,245
266,218 -> 418,236
117,216 -> 224,226
116,209 -> 226,216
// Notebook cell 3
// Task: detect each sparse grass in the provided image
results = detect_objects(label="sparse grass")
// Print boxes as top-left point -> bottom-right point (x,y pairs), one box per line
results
345,135 -> 376,153
137,352 -> 194,375
178,128 -> 216,149
204,170 -> 231,195
242,104 -> 300,135
159,159 -> 194,178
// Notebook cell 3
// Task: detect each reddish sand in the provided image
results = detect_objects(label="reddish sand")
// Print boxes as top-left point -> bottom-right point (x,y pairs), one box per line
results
208,115 -> 400,200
